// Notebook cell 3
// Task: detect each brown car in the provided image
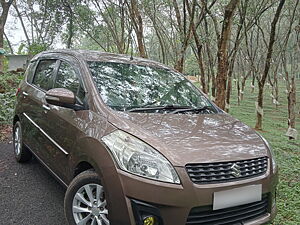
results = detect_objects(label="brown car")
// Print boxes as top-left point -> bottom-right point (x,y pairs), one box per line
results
13,50 -> 278,225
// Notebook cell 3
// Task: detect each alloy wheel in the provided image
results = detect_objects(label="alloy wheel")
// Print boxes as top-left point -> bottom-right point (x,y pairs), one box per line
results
14,126 -> 21,156
72,183 -> 109,225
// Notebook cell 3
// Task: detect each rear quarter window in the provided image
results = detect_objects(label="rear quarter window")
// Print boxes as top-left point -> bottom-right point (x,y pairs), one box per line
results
32,59 -> 57,91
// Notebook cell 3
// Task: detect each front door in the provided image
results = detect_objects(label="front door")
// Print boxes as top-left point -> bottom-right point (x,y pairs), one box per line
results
39,56 -> 87,182
21,59 -> 58,163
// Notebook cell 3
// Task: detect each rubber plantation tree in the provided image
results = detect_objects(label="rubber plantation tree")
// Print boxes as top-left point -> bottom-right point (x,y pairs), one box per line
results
172,0 -> 195,72
186,0 -> 217,94
143,0 -> 168,63
255,0 -> 285,130
126,0 -> 147,58
225,0 -> 248,112
225,0 -> 273,112
59,0 -> 82,49
12,1 -> 31,47
11,0 -> 66,54
79,0 -> 131,54
215,0 -> 240,110
62,0 -> 75,49
281,0 -> 299,139
0,0 -> 13,72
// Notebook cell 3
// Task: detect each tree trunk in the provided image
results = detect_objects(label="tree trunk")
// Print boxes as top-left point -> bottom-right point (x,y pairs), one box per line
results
128,0 -> 147,58
186,0 -> 207,93
215,0 -> 239,110
272,65 -> 279,109
287,76 -> 296,139
191,43 -> 207,93
237,75 -> 241,106
149,2 -> 166,64
67,14 -> 73,49
255,0 -> 285,130
65,2 -> 74,49
251,72 -> 255,93
281,0 -> 298,138
0,0 -> 13,72
255,85 -> 264,130
173,0 -> 195,73
241,78 -> 246,101
13,2 -> 31,47
192,33 -> 207,93
204,17 -> 216,99
225,0 -> 248,112
174,56 -> 185,73
4,32 -> 13,54
225,74 -> 232,112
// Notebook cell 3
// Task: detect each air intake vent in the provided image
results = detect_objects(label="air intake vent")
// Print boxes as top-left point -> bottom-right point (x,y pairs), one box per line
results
186,195 -> 269,225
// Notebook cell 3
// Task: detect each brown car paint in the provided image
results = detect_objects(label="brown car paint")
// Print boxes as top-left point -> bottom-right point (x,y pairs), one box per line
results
45,88 -> 76,105
14,50 -> 278,225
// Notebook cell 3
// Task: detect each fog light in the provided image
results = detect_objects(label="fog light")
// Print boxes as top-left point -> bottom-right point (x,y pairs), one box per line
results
131,199 -> 163,225
143,216 -> 155,225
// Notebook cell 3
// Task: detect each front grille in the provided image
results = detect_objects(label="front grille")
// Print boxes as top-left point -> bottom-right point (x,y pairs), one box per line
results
186,157 -> 268,184
186,196 -> 269,225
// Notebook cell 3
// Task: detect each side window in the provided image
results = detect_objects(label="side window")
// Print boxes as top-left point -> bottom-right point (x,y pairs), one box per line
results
54,61 -> 79,94
54,61 -> 85,102
33,60 -> 56,90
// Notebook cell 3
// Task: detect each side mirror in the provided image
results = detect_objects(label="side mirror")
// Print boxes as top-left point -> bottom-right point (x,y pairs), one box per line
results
45,88 -> 76,108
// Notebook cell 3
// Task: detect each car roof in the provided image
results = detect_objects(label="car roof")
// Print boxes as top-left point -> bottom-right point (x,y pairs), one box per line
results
33,49 -> 172,71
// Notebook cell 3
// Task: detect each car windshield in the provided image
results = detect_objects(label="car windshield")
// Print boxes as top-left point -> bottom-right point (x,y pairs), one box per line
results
88,61 -> 215,113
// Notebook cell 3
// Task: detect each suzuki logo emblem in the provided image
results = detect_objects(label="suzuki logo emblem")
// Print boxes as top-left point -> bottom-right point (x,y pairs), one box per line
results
231,163 -> 241,177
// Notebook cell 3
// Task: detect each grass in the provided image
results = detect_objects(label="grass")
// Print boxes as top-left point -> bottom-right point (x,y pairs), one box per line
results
0,72 -> 299,224
228,79 -> 300,225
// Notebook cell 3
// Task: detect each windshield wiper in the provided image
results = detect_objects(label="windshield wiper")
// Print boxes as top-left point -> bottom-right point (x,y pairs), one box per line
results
128,105 -> 192,112
171,106 -> 216,114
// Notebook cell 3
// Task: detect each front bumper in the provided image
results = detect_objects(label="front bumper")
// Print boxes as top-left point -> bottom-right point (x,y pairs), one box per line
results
115,165 -> 278,225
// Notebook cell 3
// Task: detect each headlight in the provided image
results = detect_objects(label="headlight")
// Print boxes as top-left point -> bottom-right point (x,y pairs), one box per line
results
102,130 -> 180,184
259,134 -> 277,172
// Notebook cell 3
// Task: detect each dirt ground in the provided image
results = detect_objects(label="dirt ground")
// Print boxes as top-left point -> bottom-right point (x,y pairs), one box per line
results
0,124 -> 12,143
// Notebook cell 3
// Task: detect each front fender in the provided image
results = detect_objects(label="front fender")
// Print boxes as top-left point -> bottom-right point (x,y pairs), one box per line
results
69,136 -> 132,225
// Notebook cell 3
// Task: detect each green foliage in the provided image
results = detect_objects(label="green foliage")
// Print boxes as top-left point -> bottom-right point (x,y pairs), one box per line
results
184,54 -> 199,75
0,91 -> 16,123
0,73 -> 24,123
17,43 -> 26,55
28,43 -> 48,55
17,42 -> 48,55
3,57 -> 9,72
3,40 -> 12,54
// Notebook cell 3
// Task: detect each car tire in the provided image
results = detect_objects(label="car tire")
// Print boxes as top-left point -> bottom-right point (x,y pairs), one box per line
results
13,121 -> 32,162
64,170 -> 110,225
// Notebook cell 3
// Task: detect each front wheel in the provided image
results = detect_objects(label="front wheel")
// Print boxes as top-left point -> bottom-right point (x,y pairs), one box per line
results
64,170 -> 110,225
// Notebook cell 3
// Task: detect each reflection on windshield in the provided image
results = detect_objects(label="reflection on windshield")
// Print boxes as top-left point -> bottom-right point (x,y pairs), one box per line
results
88,61 -> 214,113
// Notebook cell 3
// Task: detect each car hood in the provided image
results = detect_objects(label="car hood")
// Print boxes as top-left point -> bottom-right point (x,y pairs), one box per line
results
107,112 -> 268,166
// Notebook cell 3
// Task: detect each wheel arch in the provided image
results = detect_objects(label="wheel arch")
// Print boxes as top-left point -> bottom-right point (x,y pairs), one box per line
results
13,115 -> 20,125
73,161 -> 95,178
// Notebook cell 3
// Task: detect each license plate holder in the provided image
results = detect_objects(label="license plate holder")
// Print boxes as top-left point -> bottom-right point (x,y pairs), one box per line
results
213,184 -> 262,210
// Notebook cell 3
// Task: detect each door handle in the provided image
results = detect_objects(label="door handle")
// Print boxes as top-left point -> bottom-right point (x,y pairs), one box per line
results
42,104 -> 51,111
22,91 -> 29,96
